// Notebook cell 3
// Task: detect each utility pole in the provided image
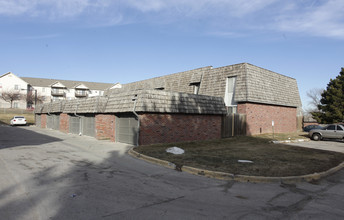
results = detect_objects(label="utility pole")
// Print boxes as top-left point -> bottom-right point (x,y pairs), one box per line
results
34,89 -> 37,108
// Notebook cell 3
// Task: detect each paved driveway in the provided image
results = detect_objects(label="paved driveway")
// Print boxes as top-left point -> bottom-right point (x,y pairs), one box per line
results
1,125 -> 344,219
288,139 -> 344,153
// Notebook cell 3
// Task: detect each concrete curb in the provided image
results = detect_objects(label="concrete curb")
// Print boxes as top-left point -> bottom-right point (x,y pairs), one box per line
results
128,147 -> 344,183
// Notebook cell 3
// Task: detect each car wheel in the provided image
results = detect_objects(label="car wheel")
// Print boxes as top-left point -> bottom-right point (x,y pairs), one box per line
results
312,133 -> 321,141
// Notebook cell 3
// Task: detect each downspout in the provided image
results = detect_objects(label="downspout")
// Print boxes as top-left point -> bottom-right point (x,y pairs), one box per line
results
74,103 -> 83,136
132,95 -> 140,146
47,105 -> 51,116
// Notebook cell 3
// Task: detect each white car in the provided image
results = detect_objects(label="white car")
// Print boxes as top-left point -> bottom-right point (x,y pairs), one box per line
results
10,116 -> 27,126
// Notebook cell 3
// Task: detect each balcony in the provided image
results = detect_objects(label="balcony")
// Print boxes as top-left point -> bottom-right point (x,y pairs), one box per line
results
51,90 -> 65,96
75,91 -> 88,98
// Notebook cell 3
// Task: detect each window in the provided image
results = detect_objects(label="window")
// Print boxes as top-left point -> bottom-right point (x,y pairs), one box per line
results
14,84 -> 20,90
337,125 -> 343,131
52,96 -> 60,101
13,102 -> 19,108
327,125 -> 336,130
76,90 -> 87,96
42,88 -> 46,92
224,76 -> 237,107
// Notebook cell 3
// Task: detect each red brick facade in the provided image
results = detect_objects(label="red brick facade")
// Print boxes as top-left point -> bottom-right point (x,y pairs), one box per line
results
60,113 -> 69,133
41,114 -> 47,128
36,104 -> 297,145
95,114 -> 116,141
237,103 -> 297,135
139,113 -> 222,145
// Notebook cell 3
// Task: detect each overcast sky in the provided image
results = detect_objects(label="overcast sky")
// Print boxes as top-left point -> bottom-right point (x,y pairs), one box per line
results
1,0 -> 343,110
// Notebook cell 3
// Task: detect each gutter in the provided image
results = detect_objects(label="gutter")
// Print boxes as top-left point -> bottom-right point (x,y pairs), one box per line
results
132,94 -> 140,146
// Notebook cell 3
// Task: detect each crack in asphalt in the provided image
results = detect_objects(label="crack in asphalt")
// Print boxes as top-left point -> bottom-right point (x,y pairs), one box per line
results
101,196 -> 185,218
262,179 -> 341,218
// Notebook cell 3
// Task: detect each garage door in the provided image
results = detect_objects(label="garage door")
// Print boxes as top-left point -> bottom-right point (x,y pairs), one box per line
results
69,116 -> 81,135
35,115 -> 41,127
47,115 -> 53,129
82,115 -> 95,137
52,115 -> 60,130
116,114 -> 139,145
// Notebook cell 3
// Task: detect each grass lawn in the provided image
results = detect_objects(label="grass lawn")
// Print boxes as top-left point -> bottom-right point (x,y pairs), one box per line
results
0,113 -> 35,125
135,136 -> 344,177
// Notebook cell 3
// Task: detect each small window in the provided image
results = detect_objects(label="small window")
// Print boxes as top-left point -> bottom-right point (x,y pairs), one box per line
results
42,88 -> 46,92
155,87 -> 164,90
337,125 -> 343,131
14,85 -> 20,90
13,102 -> 19,108
327,125 -> 336,130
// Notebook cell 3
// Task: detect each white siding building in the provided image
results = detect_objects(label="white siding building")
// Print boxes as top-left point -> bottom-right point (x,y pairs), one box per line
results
0,72 -> 117,109
0,72 -> 29,109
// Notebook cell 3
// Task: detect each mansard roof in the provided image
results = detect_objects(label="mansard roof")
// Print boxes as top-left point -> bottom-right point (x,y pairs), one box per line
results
117,63 -> 301,108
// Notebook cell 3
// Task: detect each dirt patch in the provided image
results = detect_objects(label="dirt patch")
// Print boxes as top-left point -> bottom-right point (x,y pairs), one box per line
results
135,136 -> 344,177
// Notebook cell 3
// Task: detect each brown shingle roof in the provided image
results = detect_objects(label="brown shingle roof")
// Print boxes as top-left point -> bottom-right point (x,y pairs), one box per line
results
105,90 -> 227,114
36,90 -> 227,115
21,77 -> 115,90
115,63 -> 302,108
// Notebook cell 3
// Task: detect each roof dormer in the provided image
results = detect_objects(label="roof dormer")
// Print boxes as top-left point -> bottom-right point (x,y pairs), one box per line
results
50,81 -> 66,88
74,83 -> 89,90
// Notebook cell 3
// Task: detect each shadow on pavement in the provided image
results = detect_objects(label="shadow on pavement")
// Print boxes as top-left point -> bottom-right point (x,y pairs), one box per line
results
0,125 -> 62,149
1,125 -> 344,219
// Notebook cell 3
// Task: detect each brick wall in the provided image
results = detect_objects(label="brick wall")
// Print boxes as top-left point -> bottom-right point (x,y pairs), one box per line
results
95,114 -> 116,141
60,113 -> 69,133
139,113 -> 222,145
237,103 -> 297,135
41,114 -> 47,128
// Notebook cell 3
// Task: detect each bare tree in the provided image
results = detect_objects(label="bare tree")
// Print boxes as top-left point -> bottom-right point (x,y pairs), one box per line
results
306,88 -> 323,113
26,90 -> 45,108
1,90 -> 21,108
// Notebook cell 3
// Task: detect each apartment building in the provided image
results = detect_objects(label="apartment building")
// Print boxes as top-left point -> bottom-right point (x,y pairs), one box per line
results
0,72 -> 117,109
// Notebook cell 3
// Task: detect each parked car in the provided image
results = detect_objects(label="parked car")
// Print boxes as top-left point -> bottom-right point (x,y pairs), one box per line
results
309,124 -> 344,141
303,125 -> 323,132
10,116 -> 27,126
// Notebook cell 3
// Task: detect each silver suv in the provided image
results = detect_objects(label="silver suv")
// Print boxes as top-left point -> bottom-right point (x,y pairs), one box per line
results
309,124 -> 344,141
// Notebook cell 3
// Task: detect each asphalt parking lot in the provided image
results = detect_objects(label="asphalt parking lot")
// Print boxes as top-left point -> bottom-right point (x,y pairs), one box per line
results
1,125 -> 344,220
288,139 -> 344,153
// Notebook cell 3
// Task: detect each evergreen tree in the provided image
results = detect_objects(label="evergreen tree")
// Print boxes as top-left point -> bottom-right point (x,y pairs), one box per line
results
312,68 -> 344,123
